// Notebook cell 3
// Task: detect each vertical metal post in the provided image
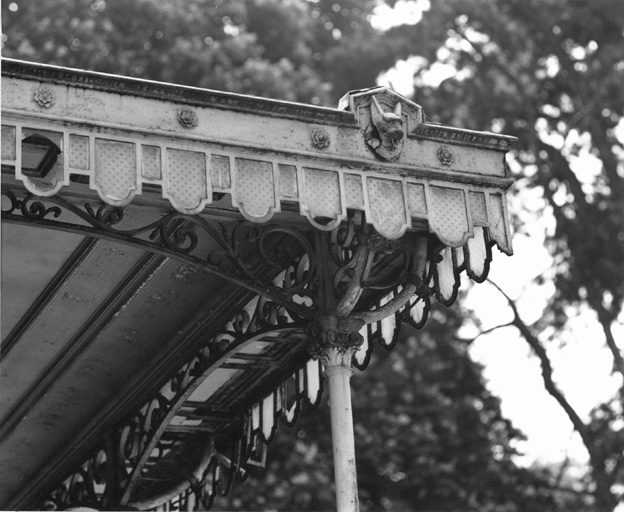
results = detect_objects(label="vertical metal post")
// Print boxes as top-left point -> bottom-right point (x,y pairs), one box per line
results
325,350 -> 359,512
310,231 -> 428,512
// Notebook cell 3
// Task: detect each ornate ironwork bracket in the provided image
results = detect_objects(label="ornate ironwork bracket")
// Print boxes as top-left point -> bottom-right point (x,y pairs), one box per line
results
307,316 -> 366,368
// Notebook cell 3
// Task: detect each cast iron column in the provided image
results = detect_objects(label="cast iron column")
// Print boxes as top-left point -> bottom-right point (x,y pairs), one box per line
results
309,232 -> 429,512
311,317 -> 365,512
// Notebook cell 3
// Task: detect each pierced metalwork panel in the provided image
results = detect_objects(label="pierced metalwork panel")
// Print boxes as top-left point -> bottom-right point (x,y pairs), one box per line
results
2,125 -> 16,160
278,164 -> 298,200
165,148 -> 208,213
69,135 -> 89,171
301,167 -> 342,228
434,246 -> 458,305
94,139 -> 137,203
141,145 -> 161,180
469,190 -> 488,225
407,182 -> 427,217
487,192 -> 512,254
429,185 -> 471,247
466,227 -> 489,281
366,177 -> 408,239
343,173 -> 364,209
233,158 -> 276,221
211,154 -> 231,190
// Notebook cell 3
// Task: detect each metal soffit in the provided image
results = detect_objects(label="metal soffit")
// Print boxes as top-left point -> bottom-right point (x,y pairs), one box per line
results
0,59 -> 517,510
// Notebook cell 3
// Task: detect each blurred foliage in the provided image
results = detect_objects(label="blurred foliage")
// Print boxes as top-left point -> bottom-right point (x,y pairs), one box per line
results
3,0 -> 623,510
397,0 -> 624,328
398,1 -> 624,509
1,0 -> 411,105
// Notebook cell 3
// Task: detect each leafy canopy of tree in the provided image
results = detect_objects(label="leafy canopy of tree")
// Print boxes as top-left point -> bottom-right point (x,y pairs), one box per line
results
3,0 -> 623,510
2,0 -> 408,106
392,1 -> 624,510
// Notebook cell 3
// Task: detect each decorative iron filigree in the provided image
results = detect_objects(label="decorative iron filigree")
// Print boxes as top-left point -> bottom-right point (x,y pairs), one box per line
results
40,436 -> 118,511
2,187 -> 316,321
21,182 -> 500,511
40,289 -> 308,511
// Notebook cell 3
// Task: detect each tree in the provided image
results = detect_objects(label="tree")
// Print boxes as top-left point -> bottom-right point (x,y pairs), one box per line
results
1,0 -> 409,106
390,0 -> 624,509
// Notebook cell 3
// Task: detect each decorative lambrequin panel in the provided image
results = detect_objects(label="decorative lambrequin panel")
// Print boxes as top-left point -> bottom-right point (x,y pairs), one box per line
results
1,60 -> 515,254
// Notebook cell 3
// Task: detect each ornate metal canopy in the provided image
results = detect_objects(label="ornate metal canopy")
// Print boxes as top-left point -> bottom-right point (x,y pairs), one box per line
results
1,59 -> 516,511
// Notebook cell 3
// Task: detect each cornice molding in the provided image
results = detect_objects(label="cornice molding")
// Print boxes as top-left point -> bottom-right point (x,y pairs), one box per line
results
414,123 -> 517,151
1,58 -> 356,126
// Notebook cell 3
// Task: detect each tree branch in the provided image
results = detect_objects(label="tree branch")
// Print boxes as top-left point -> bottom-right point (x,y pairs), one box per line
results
597,312 -> 624,382
486,280 -> 592,449
453,25 -> 531,105
487,281 -> 620,510
537,140 -> 592,217
454,322 -> 514,345
589,116 -> 624,206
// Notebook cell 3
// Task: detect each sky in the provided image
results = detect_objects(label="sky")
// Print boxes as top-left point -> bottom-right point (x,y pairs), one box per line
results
371,0 -> 624,489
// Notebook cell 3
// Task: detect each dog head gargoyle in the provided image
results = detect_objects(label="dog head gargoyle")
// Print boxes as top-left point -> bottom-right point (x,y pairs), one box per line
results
365,96 -> 405,162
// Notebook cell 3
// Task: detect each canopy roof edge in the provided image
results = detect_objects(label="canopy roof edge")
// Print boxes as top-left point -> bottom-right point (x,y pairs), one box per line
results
1,58 -> 356,126
2,60 -> 517,251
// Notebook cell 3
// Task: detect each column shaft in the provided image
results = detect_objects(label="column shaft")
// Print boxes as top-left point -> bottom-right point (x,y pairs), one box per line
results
326,355 -> 359,512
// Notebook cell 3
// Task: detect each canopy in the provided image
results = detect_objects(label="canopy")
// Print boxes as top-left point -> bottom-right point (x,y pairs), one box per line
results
1,59 -> 516,510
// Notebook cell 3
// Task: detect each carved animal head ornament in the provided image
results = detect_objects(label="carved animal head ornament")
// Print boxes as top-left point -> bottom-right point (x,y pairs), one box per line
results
365,96 -> 405,162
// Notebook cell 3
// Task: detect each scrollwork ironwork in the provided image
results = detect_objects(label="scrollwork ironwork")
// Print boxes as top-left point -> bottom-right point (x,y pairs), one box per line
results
2,189 -> 62,220
2,187 -> 316,321
41,439 -> 118,511
21,181 -> 483,511
39,287 -> 307,511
